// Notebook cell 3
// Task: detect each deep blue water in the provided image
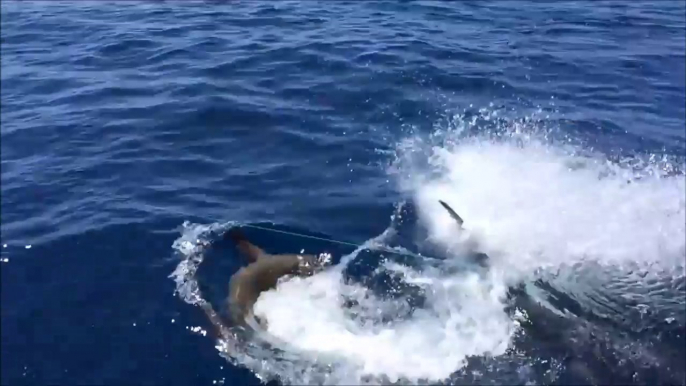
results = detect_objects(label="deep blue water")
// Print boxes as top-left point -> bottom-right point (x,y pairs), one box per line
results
1,1 -> 685,385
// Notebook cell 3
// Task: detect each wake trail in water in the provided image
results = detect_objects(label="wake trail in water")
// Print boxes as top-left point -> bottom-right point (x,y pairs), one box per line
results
170,106 -> 685,385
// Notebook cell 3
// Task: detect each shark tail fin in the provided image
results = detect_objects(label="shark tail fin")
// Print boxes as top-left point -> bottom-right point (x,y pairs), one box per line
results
226,227 -> 268,262
438,200 -> 464,229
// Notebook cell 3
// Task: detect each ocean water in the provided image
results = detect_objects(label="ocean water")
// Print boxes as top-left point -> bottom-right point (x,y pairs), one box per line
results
1,1 -> 685,385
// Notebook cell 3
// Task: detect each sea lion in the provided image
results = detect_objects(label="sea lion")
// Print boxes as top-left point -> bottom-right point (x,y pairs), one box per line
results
200,201 -> 468,336
200,227 -> 330,335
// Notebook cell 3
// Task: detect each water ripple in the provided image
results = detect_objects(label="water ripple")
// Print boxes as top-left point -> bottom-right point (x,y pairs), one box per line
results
1,1 -> 684,385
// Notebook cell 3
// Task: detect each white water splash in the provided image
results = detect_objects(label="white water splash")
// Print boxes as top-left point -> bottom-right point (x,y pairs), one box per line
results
394,111 -> 685,279
254,263 -> 515,383
170,107 -> 685,385
169,220 -> 234,306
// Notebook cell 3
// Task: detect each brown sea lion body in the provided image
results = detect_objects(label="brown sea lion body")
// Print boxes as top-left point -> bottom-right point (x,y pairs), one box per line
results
201,228 -> 326,334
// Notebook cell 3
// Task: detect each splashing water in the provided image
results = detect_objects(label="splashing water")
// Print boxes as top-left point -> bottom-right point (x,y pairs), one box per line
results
170,107 -> 685,385
393,108 -> 685,277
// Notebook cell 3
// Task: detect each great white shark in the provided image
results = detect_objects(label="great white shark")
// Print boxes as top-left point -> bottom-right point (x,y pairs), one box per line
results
195,201 -> 680,385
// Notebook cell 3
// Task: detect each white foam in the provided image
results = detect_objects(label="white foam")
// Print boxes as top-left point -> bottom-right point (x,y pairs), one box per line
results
169,220 -> 233,305
395,121 -> 685,280
254,263 -> 515,383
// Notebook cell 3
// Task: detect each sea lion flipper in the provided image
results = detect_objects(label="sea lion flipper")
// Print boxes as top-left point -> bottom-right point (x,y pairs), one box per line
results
438,200 -> 464,229
226,227 -> 268,262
